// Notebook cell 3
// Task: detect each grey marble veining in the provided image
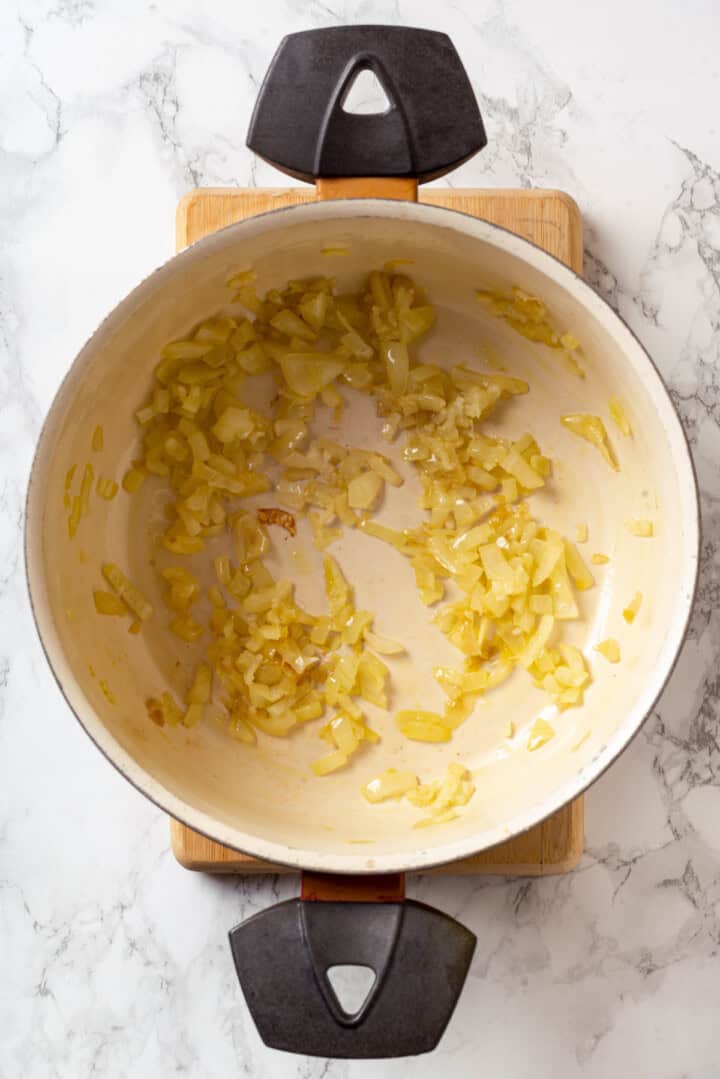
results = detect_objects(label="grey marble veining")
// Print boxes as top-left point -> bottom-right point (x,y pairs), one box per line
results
2,0 -> 720,1075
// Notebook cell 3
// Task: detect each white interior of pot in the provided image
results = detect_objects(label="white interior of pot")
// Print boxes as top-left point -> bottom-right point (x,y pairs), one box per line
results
26,202 -> 698,872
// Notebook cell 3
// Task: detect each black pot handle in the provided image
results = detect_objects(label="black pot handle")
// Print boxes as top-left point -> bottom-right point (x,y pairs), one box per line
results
247,25 -> 486,184
229,876 -> 476,1058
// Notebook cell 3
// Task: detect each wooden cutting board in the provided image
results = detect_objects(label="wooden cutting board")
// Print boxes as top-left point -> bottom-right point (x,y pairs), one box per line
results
170,185 -> 585,876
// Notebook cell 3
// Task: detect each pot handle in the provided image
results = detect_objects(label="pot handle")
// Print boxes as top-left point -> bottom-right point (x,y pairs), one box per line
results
246,25 -> 486,185
237,23 -> 480,1058
229,872 -> 476,1058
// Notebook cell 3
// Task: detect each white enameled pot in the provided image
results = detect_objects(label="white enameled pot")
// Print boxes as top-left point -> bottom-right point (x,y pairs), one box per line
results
24,24 -> 700,1061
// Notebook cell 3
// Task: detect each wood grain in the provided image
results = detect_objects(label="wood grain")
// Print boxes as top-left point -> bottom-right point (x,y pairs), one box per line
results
175,186 -> 583,270
316,177 -> 418,201
170,184 -> 585,877
170,799 -> 584,876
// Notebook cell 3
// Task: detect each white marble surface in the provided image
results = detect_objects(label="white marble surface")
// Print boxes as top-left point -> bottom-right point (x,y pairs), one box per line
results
2,0 -> 720,1074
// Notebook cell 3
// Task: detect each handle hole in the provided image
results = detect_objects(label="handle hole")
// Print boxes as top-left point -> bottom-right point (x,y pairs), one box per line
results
342,68 -> 392,115
326,964 -> 377,1018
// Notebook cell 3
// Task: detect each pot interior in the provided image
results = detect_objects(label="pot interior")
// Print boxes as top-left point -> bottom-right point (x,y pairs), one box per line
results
27,203 -> 697,871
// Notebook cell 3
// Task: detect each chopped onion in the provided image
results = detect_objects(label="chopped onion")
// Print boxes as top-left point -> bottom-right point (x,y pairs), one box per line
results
101,562 -> 152,621
169,616 -> 204,642
594,638 -> 621,663
528,718 -> 555,751
609,396 -> 632,436
79,463 -> 94,516
212,406 -> 255,444
406,762 -> 475,824
279,354 -> 346,397
623,592 -> 643,624
362,768 -> 418,803
626,519 -> 653,537
518,613 -> 555,669
120,265 -> 599,785
561,413 -> 618,471
347,471 -> 383,510
183,703 -> 204,728
476,289 -> 584,376
187,662 -> 212,705
122,467 -> 146,494
311,749 -> 348,776
364,631 -> 405,655
67,495 -> 82,539
396,710 -> 451,743
564,541 -> 594,591
96,477 -> 119,501
93,590 -> 127,616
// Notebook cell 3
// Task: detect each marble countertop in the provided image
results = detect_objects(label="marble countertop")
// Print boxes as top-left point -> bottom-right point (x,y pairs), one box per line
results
2,0 -> 719,1075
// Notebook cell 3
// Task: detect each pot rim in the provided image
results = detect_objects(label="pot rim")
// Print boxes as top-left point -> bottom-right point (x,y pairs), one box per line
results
25,196 -> 701,874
